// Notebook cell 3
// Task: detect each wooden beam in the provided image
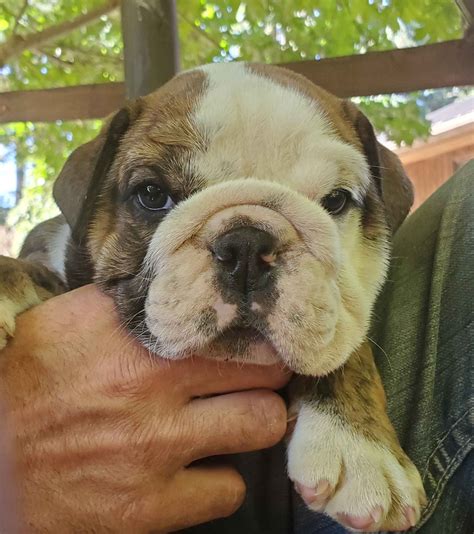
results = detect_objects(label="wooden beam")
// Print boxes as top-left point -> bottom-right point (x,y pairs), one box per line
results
396,122 -> 474,164
121,0 -> 180,98
0,83 -> 125,123
0,39 -> 473,123
283,39 -> 474,97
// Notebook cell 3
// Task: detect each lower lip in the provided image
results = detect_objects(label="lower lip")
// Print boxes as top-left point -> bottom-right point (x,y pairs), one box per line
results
228,328 -> 281,364
248,341 -> 280,364
223,326 -> 265,343
212,327 -> 281,364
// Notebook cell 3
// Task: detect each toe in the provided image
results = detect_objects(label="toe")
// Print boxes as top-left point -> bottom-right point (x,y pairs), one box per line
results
337,506 -> 384,532
294,479 -> 332,507
294,482 -> 317,505
0,326 -> 11,349
405,506 -> 418,528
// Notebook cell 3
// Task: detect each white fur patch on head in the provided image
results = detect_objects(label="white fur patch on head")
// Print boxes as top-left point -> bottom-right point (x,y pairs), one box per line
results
193,62 -> 370,201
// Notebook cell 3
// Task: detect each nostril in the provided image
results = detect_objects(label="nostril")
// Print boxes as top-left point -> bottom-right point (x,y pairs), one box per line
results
260,251 -> 277,265
213,242 -> 238,266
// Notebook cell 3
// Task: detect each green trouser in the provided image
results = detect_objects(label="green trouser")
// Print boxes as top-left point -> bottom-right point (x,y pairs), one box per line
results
186,162 -> 474,534
371,160 -> 473,534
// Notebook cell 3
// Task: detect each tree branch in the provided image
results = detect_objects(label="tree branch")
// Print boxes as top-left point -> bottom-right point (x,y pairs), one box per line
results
12,0 -> 29,35
178,12 -> 222,50
34,49 -> 75,66
0,0 -> 119,67
49,44 -> 124,65
1,4 -> 17,20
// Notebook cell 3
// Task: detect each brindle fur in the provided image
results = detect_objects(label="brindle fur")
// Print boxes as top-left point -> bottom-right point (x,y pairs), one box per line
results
291,343 -> 411,459
0,256 -> 65,348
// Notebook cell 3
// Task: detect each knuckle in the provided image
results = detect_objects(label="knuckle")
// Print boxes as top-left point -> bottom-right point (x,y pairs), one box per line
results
103,351 -> 152,399
117,494 -> 152,533
135,408 -> 193,468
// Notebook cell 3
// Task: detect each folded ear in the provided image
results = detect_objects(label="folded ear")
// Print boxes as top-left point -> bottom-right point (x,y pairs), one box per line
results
53,105 -> 137,243
341,101 -> 414,232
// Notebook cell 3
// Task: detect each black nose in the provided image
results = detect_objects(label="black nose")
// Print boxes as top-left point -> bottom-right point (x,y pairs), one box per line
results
213,227 -> 277,296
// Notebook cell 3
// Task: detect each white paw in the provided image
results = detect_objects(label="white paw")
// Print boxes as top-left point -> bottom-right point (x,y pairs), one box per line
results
0,257 -> 55,351
0,291 -> 41,351
288,405 -> 426,532
0,298 -> 18,350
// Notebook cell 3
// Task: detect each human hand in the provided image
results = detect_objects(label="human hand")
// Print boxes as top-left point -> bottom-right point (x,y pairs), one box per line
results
0,285 -> 290,533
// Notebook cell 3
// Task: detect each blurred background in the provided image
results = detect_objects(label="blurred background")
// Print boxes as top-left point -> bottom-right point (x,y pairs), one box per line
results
1,0 -> 473,255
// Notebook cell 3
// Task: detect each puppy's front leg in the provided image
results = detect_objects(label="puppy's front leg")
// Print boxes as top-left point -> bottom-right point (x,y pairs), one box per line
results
288,343 -> 426,532
0,256 -> 65,349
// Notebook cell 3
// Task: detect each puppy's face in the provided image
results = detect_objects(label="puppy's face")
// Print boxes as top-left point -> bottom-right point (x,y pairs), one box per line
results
56,63 -> 412,376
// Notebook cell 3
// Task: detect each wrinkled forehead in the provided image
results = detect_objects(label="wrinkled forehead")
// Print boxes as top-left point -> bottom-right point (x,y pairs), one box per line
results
120,62 -> 369,198
193,62 -> 360,145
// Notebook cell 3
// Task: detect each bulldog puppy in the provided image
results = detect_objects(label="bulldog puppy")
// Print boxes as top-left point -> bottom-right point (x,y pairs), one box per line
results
1,62 -> 425,531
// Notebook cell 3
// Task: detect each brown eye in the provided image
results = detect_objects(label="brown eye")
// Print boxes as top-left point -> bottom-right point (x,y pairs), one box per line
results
321,189 -> 352,215
136,184 -> 175,211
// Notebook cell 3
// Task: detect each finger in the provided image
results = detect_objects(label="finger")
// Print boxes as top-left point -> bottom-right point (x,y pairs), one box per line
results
143,465 -> 245,532
166,357 -> 292,399
184,389 -> 287,461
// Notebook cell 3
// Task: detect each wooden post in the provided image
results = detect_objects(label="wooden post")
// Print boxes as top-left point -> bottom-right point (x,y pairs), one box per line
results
456,0 -> 474,25
121,0 -> 180,99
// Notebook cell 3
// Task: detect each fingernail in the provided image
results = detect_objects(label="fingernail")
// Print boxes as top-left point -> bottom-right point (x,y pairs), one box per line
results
294,482 -> 317,504
337,512 -> 375,530
371,505 -> 383,524
406,506 -> 417,527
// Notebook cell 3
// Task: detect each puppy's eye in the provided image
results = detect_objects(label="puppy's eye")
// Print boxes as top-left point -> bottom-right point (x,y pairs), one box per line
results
135,184 -> 175,211
321,189 -> 352,215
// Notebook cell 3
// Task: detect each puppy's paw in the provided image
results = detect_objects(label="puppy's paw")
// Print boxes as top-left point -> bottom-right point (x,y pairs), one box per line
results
0,256 -> 62,350
288,406 -> 426,532
0,293 -> 40,350
0,299 -> 17,350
